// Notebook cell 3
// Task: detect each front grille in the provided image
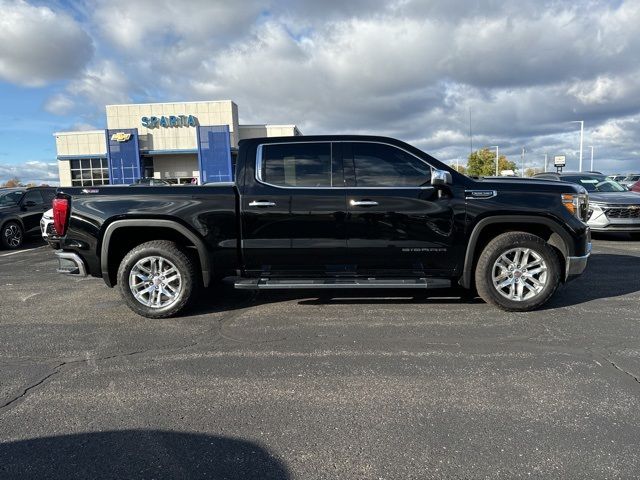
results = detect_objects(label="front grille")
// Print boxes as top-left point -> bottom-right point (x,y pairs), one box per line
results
604,206 -> 640,219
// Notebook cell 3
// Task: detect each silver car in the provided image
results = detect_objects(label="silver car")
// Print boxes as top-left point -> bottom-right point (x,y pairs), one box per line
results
620,173 -> 640,188
535,172 -> 640,239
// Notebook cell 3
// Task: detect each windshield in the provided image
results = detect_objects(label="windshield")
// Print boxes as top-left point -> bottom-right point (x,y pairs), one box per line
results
561,175 -> 627,193
0,190 -> 24,206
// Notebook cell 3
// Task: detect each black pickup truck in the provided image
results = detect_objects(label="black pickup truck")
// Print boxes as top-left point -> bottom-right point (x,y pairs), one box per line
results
50,135 -> 591,317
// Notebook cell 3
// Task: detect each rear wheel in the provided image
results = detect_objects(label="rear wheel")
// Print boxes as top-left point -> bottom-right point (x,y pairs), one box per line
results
1,221 -> 23,249
475,232 -> 561,312
117,240 -> 197,318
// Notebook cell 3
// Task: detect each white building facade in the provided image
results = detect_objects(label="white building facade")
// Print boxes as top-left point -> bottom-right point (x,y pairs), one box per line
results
54,100 -> 301,186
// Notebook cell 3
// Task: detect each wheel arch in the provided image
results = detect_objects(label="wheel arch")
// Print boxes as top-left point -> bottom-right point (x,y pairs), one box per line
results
460,216 -> 574,289
0,216 -> 25,232
100,219 -> 211,288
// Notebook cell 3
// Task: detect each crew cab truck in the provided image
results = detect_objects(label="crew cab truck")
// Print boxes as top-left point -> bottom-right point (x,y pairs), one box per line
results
50,135 -> 591,318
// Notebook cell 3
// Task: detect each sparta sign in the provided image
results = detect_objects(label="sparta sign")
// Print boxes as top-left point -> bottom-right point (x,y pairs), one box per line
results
141,115 -> 197,128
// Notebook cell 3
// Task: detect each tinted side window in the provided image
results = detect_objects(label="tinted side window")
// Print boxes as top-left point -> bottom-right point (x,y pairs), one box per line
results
41,190 -> 56,205
23,190 -> 44,205
351,143 -> 431,187
261,143 -> 331,187
0,191 -> 24,206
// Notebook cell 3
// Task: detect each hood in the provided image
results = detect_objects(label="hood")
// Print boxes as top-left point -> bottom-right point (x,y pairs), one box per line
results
472,177 -> 585,194
589,191 -> 640,205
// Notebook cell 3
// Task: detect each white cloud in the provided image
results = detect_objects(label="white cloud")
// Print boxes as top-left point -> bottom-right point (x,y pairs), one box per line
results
91,0 -> 263,51
0,161 -> 59,185
24,0 -> 640,172
44,94 -> 75,115
66,60 -> 133,106
0,0 -> 93,86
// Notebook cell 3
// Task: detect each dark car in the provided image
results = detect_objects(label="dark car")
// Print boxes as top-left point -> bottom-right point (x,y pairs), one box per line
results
0,187 -> 57,249
534,172 -> 640,238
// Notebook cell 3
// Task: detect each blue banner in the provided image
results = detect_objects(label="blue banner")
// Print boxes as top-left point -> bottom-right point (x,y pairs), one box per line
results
197,125 -> 232,183
106,128 -> 141,185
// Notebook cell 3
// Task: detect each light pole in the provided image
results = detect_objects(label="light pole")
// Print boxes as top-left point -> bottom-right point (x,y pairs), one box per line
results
589,146 -> 594,171
490,146 -> 499,176
570,120 -> 584,172
544,153 -> 548,172
521,147 -> 526,177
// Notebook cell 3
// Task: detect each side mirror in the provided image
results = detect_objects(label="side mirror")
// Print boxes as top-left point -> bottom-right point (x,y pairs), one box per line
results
431,169 -> 452,186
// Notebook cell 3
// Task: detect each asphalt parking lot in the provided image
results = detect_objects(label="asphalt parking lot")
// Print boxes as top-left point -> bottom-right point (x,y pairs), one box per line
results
0,236 -> 639,479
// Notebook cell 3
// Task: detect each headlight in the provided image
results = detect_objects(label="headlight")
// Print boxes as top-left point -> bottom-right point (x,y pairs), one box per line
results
561,193 -> 589,221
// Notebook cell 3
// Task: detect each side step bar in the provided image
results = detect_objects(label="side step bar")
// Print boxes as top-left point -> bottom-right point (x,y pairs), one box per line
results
234,278 -> 451,290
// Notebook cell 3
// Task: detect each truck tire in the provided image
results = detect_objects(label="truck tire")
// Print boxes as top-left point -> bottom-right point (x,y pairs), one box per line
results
117,240 -> 197,318
1,221 -> 23,249
474,232 -> 561,312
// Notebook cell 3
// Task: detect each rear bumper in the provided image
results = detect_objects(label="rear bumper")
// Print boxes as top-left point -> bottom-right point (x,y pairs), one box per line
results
55,250 -> 87,276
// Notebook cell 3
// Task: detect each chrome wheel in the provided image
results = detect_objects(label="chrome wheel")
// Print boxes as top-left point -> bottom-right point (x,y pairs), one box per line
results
129,256 -> 182,309
4,224 -> 22,248
491,247 -> 548,302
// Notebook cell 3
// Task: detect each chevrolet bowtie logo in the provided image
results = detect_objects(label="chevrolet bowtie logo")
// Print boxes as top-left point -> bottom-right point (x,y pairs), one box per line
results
111,132 -> 132,142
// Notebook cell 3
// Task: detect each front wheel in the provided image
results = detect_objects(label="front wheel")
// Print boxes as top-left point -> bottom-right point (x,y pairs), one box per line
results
117,240 -> 197,318
1,221 -> 23,249
475,232 -> 561,312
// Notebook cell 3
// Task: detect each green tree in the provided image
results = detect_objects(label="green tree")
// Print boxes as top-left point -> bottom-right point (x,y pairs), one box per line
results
451,163 -> 467,174
524,167 -> 542,177
466,149 -> 517,177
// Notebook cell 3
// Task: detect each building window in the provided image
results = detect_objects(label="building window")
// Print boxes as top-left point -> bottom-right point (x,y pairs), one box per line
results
70,158 -> 110,186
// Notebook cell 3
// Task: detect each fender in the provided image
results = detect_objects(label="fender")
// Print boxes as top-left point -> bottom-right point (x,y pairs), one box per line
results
460,215 -> 575,289
100,219 -> 211,287
0,216 -> 24,232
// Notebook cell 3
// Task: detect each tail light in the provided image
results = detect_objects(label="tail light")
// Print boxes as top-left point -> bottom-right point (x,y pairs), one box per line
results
52,198 -> 70,236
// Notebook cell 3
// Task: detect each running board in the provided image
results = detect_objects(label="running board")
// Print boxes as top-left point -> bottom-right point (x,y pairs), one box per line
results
234,278 -> 451,290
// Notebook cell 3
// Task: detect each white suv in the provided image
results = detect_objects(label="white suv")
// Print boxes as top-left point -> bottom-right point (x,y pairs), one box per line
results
40,208 -> 54,239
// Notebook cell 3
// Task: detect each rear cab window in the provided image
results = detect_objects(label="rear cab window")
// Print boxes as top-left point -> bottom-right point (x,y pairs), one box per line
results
258,143 -> 332,188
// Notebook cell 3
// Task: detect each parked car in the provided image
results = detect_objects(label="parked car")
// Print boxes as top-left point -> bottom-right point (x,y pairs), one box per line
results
41,208 -> 62,249
620,174 -> 640,188
607,174 -> 626,182
534,172 -> 640,238
41,208 -> 54,237
631,180 -> 640,193
0,187 -> 56,249
50,135 -> 591,317
130,178 -> 172,186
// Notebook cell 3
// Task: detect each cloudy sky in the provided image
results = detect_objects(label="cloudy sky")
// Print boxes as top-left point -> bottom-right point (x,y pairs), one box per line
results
1,0 -> 639,184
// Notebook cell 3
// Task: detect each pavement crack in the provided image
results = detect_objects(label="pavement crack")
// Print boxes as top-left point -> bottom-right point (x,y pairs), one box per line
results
0,362 -> 67,412
600,354 -> 640,386
0,342 -> 199,416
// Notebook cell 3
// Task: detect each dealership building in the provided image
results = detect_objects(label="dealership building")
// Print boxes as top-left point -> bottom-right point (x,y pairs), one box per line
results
54,100 -> 301,186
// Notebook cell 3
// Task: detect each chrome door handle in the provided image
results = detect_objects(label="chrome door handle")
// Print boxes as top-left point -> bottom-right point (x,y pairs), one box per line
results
248,200 -> 276,207
350,200 -> 379,207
